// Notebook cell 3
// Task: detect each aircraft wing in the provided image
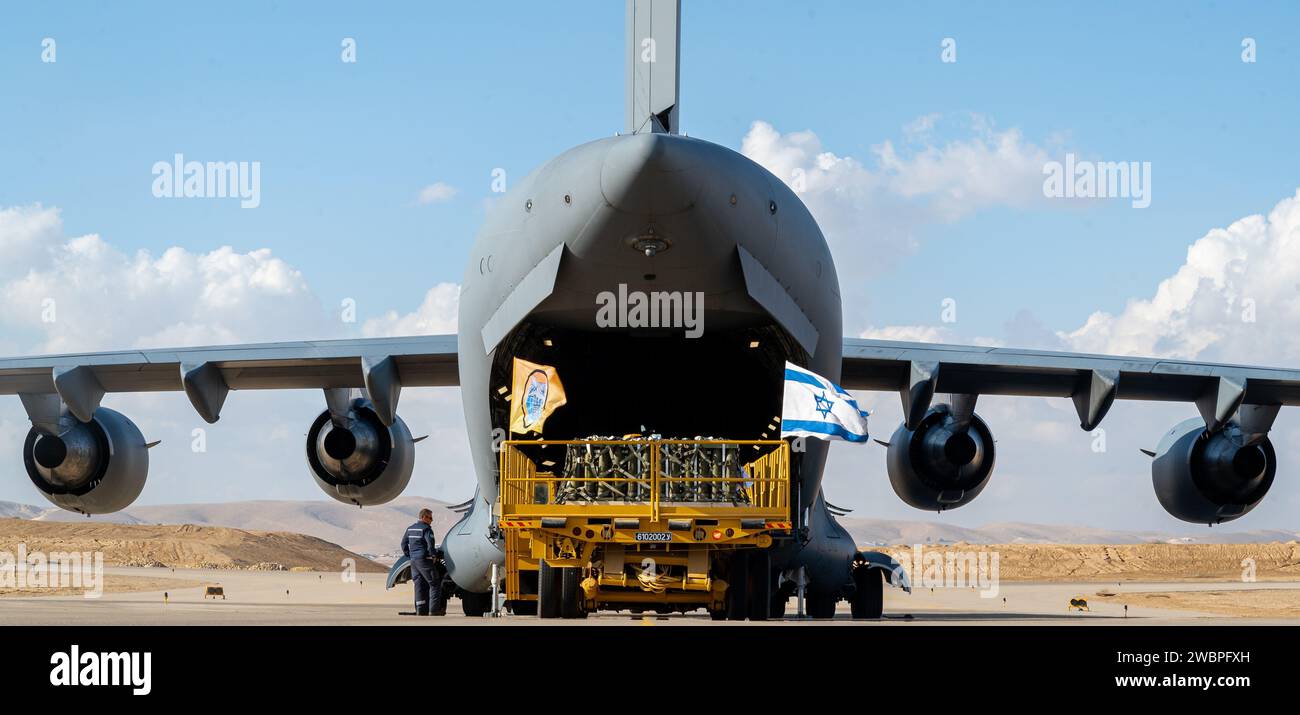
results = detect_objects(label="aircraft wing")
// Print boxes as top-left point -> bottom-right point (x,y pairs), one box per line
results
840,337 -> 1300,433
0,335 -> 458,428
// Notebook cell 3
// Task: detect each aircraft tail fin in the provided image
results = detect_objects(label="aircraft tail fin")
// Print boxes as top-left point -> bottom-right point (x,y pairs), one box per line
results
625,0 -> 680,135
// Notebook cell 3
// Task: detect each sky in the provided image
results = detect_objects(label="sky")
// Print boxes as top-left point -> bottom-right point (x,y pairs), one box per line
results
2,1 -> 1300,532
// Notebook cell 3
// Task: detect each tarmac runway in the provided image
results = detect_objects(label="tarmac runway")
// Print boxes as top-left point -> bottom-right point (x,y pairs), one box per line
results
3,567 -> 1299,625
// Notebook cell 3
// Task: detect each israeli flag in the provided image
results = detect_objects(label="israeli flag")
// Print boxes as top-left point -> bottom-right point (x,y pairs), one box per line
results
780,362 -> 870,443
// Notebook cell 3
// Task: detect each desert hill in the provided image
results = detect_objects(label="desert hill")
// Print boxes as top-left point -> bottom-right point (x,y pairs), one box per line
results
0,518 -> 387,573
2,496 -> 462,559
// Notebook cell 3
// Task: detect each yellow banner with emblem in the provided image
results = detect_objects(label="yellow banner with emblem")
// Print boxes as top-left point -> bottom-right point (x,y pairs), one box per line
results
508,358 -> 567,435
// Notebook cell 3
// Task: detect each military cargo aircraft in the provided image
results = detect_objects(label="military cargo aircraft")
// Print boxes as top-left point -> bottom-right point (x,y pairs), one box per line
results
2,0 -> 1292,619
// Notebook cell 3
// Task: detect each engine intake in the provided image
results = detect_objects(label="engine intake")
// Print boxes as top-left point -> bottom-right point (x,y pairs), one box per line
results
1152,417 -> 1275,524
306,397 -> 415,506
886,404 -> 995,511
23,407 -> 149,514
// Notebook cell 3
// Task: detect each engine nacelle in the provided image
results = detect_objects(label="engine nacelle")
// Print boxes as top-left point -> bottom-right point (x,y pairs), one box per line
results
306,398 -> 415,506
1152,417 -> 1275,524
23,407 -> 149,515
886,404 -> 996,511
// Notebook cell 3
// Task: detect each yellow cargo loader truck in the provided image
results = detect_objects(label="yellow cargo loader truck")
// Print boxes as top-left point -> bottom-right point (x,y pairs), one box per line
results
497,437 -> 796,619
388,432 -> 910,619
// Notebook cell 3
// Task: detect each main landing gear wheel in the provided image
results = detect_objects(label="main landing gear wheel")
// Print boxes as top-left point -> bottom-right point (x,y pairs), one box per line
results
771,578 -> 793,619
850,566 -> 883,620
808,592 -> 838,619
461,590 -> 492,617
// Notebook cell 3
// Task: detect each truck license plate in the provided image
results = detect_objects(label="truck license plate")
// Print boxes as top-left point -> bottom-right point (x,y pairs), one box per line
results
634,532 -> 672,542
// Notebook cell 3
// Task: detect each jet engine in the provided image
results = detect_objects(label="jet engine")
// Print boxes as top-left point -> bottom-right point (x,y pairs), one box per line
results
1151,417 -> 1275,524
886,403 -> 995,511
306,397 -> 415,506
23,407 -> 150,514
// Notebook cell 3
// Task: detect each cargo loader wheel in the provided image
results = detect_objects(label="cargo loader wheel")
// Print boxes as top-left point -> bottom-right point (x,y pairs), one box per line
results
850,566 -> 883,620
725,551 -> 750,621
538,560 -> 562,619
560,566 -> 587,619
748,550 -> 772,621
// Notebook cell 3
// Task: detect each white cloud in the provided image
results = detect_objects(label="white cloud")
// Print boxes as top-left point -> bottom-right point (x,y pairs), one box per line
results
362,283 -> 460,337
0,206 -> 330,353
873,126 -> 1049,220
742,114 -> 1052,222
902,113 -> 941,141
416,182 -> 458,204
741,116 -> 1061,328
0,204 -> 61,282
1060,189 -> 1300,363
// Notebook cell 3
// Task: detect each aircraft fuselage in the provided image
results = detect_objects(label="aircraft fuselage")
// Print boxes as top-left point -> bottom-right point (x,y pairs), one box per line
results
446,131 -> 857,594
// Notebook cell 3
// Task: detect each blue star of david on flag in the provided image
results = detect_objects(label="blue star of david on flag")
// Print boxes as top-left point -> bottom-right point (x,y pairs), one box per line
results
813,392 -> 834,418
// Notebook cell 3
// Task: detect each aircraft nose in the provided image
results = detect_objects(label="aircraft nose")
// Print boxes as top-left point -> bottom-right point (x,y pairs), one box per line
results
600,132 -> 700,216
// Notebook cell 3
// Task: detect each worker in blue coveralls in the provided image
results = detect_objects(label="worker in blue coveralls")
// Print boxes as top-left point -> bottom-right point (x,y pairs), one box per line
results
402,508 -> 444,616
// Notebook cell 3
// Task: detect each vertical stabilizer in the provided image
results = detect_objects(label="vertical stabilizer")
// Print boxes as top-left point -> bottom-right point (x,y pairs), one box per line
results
625,0 -> 681,134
